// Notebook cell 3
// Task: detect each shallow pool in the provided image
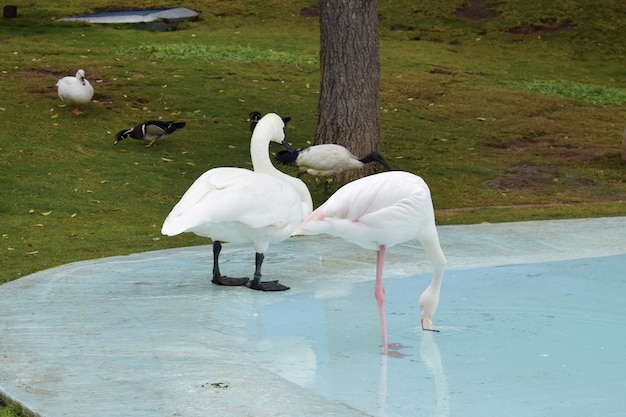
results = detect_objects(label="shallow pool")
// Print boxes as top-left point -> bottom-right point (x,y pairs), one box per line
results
247,254 -> 626,417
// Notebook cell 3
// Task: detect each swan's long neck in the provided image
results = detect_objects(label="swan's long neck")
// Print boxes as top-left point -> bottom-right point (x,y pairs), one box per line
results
249,127 -> 313,216
249,132 -> 276,174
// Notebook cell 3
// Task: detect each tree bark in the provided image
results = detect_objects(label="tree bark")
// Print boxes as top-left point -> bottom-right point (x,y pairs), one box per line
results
316,0 -> 381,182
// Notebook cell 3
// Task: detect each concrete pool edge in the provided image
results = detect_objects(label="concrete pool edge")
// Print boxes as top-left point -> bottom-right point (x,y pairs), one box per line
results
1,216 -> 625,417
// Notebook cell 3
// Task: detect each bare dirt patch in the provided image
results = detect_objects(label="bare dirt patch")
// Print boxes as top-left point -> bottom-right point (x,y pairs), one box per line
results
509,18 -> 576,35
485,164 -> 559,192
483,136 -> 619,193
455,0 -> 499,21
484,136 -> 614,162
299,6 -> 319,18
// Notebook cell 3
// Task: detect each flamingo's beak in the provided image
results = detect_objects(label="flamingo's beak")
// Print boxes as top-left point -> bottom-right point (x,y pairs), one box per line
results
421,313 -> 439,332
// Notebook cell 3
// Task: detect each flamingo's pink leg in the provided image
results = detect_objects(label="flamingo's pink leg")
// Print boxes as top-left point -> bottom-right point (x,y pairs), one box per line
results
375,245 -> 388,355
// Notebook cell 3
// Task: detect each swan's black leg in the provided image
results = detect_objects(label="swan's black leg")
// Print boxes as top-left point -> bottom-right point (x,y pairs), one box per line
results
211,241 -> 249,286
246,252 -> 290,291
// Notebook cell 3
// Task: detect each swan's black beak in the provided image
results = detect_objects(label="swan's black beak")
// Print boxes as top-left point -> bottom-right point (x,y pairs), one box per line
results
280,137 -> 295,152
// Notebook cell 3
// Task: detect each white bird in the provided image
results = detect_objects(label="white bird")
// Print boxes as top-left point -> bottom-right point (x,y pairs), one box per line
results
293,171 -> 447,354
56,69 -> 94,115
276,144 -> 392,193
162,113 -> 312,291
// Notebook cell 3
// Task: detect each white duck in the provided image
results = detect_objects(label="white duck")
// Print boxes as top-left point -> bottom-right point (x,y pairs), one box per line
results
276,144 -> 392,193
56,69 -> 94,115
162,113 -> 312,291
293,171 -> 447,354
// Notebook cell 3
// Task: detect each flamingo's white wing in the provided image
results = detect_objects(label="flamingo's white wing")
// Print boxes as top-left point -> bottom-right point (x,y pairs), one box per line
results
294,171 -> 435,249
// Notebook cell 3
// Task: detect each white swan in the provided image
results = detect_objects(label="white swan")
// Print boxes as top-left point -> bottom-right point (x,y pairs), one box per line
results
293,171 -> 447,353
162,113 -> 312,291
56,69 -> 94,115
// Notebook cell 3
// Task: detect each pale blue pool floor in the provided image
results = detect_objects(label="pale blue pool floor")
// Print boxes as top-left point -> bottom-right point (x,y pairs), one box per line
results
1,217 -> 625,417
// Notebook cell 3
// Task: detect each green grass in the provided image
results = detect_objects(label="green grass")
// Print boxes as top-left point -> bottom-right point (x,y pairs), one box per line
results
118,43 -> 319,64
503,79 -> 626,106
1,0 -> 625,287
0,402 -> 24,417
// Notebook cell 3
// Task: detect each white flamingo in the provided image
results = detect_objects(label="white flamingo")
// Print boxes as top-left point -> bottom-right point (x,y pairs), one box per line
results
162,113 -> 312,291
56,69 -> 94,115
293,171 -> 447,353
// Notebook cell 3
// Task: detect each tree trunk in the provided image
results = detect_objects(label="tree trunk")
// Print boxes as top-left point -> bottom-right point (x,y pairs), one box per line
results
316,0 -> 381,183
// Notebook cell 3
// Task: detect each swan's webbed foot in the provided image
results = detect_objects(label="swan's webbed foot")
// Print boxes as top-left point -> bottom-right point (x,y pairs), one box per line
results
211,275 -> 249,286
245,276 -> 290,291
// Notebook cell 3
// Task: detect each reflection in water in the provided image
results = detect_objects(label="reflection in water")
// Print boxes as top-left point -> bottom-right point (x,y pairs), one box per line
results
377,354 -> 387,417
377,332 -> 449,417
420,332 -> 449,417
249,280 -> 453,417
378,332 -> 450,417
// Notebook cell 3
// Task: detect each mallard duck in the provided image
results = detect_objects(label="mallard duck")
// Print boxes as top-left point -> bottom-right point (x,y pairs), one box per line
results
56,69 -> 94,115
114,120 -> 186,148
293,171 -> 447,355
161,113 -> 312,291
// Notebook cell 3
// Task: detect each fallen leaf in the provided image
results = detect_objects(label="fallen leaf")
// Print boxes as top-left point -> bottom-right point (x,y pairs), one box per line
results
41,211 -> 52,216
161,157 -> 173,162
71,213 -> 77,218
186,161 -> 195,167
28,209 -> 35,214
25,251 -> 39,255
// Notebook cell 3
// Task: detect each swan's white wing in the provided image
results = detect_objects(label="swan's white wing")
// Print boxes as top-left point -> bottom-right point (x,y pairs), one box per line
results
162,167 -> 303,238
